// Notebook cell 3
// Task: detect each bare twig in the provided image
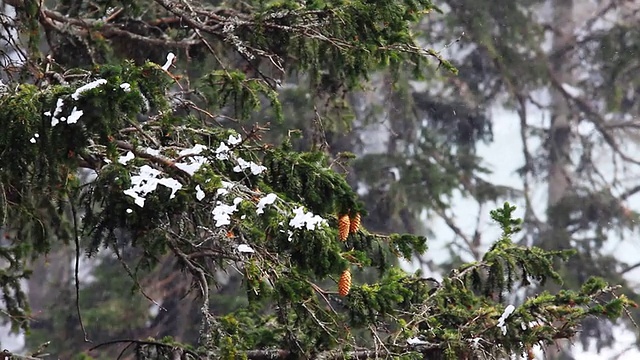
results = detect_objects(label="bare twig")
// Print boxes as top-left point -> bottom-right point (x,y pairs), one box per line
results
70,200 -> 90,343
111,243 -> 167,311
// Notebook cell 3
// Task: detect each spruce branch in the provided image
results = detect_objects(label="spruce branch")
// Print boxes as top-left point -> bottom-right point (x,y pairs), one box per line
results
38,9 -> 202,49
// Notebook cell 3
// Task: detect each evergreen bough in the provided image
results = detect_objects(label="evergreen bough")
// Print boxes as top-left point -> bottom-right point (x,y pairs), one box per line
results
0,0 -> 634,359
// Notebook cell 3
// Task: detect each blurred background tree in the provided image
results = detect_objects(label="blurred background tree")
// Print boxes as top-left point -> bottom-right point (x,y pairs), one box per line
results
414,1 -> 640,358
265,0 -> 640,355
0,0 -> 639,359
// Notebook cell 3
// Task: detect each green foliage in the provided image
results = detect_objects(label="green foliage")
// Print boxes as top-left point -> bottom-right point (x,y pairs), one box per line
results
475,203 -> 575,297
262,148 -> 363,215
389,233 -> 428,259
0,0 -> 635,359
199,70 -> 283,122
248,0 -> 443,90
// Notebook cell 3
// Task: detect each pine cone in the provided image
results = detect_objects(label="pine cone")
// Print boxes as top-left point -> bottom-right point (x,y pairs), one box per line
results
338,214 -> 350,242
338,269 -> 352,297
349,213 -> 361,234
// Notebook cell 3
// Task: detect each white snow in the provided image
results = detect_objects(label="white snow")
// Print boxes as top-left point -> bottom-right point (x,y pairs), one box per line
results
195,185 -> 205,201
162,52 -> 175,71
256,193 -> 278,214
212,197 -> 243,227
233,157 -> 267,175
49,98 -> 65,126
72,79 -> 107,100
118,151 -> 135,165
561,82 -> 583,98
216,181 -> 234,196
215,142 -> 231,160
145,147 -> 161,156
179,144 -> 207,156
497,304 -> 516,335
289,206 -> 327,230
237,244 -> 255,253
66,107 -> 83,124
227,134 -> 242,145
123,165 -> 183,207
407,337 -> 429,345
175,144 -> 209,175
175,159 -> 207,176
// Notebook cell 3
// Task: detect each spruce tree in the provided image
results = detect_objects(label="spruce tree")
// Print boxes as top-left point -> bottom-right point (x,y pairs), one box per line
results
0,0 -> 635,359
404,1 -> 640,357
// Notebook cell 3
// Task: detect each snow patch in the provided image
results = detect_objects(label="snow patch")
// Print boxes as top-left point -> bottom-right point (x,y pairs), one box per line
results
256,193 -> 278,214
162,52 -> 176,71
72,79 -> 107,100
289,206 -> 327,230
237,244 -> 255,253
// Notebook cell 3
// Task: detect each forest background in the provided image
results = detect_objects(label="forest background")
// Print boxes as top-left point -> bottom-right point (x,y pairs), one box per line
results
1,0 -> 640,359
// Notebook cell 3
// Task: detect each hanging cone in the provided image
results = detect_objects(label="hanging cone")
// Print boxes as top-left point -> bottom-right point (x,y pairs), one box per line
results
338,214 -> 350,242
338,269 -> 352,297
349,213 -> 361,234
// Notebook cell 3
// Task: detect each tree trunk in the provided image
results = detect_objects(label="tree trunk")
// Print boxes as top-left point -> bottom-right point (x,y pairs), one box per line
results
545,1 -> 575,359
547,0 -> 574,210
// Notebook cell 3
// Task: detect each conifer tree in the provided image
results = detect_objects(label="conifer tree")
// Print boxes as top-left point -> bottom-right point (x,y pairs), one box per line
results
0,1 -> 636,359
401,1 -> 640,357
